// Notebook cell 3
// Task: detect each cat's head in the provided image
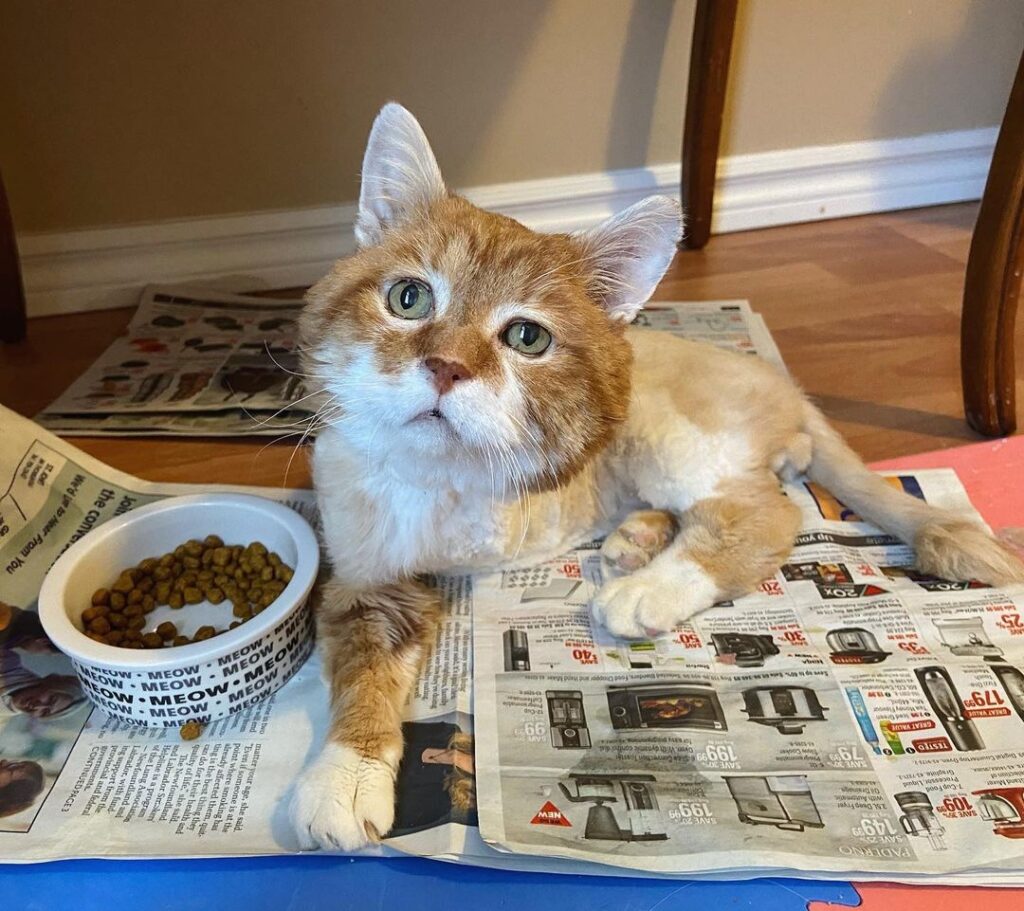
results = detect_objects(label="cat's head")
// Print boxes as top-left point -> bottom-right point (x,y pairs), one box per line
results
301,103 -> 679,491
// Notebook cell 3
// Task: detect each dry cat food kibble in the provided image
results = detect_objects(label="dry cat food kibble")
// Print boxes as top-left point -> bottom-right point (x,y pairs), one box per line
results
83,535 -> 294,649
178,721 -> 205,741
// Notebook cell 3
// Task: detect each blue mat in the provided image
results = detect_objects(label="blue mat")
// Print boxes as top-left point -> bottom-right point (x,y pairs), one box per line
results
0,855 -> 861,911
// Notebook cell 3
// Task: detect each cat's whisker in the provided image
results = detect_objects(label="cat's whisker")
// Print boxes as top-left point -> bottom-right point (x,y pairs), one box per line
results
244,398 -> 342,469
266,390 -> 351,482
282,400 -> 343,483
262,341 -> 322,380
282,429 -> 313,483
243,388 -> 334,430
249,425 -> 319,470
480,432 -> 499,516
362,412 -> 389,477
510,448 -> 534,558
490,433 -> 531,559
505,411 -> 559,485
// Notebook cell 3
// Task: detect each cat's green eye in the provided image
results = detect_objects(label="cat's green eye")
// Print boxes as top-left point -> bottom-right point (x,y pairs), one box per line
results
502,320 -> 552,356
387,279 -> 434,319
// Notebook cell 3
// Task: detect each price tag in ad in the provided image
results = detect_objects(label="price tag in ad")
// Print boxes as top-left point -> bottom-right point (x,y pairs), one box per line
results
570,647 -> 598,665
896,640 -> 929,655
996,612 -> 1024,635
668,800 -> 716,825
852,817 -> 899,838
828,745 -> 869,769
938,795 -> 977,819
781,629 -> 807,646
697,742 -> 739,769
513,720 -> 549,743
676,630 -> 702,649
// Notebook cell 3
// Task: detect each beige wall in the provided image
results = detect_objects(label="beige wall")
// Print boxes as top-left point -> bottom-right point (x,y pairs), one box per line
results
1,0 -> 1020,234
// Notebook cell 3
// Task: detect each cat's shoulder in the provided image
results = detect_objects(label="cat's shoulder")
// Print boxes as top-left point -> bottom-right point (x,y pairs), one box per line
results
624,324 -> 743,369
622,324 -> 795,424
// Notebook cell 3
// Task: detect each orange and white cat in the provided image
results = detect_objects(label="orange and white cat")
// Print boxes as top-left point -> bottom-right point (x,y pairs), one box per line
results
291,104 -> 1024,851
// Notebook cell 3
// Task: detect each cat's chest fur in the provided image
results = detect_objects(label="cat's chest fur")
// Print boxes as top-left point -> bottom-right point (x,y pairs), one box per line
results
313,431 -> 624,585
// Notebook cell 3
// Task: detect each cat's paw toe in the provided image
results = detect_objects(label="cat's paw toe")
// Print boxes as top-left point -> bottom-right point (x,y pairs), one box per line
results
592,563 -> 717,638
592,574 -> 665,638
618,510 -> 677,551
600,531 -> 655,576
291,743 -> 396,852
601,512 -> 678,578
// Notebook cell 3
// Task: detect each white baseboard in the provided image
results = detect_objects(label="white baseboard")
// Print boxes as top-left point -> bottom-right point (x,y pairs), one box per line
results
17,127 -> 996,318
711,127 -> 996,233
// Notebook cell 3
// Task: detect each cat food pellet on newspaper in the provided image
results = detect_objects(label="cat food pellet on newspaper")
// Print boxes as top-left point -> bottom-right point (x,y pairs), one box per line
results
179,721 -> 205,741
83,539 -> 293,649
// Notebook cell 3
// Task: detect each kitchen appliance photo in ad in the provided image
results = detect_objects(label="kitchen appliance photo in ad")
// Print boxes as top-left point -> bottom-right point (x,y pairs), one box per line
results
827,627 -> 891,664
711,632 -> 779,668
502,629 -> 531,671
607,682 -> 727,731
973,788 -> 1024,838
894,791 -> 947,851
725,775 -> 824,831
991,664 -> 1024,722
740,686 -> 828,736
914,665 -> 985,751
545,690 -> 591,749
558,774 -> 668,842
933,617 -> 1003,660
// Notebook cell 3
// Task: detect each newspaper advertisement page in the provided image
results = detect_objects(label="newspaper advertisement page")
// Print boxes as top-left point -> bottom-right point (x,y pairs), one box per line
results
36,296 -> 780,438
0,404 -> 476,862
472,471 -> 1024,882
36,286 -> 319,438
636,301 -> 785,370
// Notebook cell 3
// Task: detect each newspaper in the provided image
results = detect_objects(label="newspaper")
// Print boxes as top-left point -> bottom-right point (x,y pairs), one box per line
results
37,286 -> 318,438
36,292 -> 782,438
472,474 -> 1024,883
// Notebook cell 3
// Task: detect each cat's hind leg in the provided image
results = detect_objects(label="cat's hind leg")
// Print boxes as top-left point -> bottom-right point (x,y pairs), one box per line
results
600,509 -> 678,575
291,578 -> 440,850
592,476 -> 800,638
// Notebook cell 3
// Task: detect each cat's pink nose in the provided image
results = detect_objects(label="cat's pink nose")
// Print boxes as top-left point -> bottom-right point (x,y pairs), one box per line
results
424,357 -> 472,395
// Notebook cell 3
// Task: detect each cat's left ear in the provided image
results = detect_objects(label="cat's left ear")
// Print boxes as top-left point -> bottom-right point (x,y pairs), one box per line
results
574,196 -> 681,322
356,103 -> 446,248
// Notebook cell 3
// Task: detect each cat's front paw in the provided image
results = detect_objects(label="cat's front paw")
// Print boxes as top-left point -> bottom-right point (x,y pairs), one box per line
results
592,561 -> 717,638
291,743 -> 396,851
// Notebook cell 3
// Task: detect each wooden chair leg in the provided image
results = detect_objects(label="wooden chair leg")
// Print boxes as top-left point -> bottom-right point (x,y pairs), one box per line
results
961,49 -> 1024,437
679,0 -> 738,250
0,170 -> 27,344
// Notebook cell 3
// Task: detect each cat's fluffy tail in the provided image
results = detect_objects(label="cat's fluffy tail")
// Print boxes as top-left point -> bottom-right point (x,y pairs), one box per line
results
802,403 -> 1024,586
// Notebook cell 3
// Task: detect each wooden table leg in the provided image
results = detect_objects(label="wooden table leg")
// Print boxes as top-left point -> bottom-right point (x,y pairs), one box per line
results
961,50 -> 1024,437
679,0 -> 738,250
0,170 -> 27,344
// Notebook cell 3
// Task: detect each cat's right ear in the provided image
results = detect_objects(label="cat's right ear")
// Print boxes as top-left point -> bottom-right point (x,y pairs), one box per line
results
574,196 -> 681,323
355,103 -> 446,248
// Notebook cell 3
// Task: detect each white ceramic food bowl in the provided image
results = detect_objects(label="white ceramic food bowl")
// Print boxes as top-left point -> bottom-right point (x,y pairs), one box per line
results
39,494 -> 319,728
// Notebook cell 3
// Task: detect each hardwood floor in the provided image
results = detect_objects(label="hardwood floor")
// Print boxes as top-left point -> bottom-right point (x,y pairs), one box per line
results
1,202 -> 1019,490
